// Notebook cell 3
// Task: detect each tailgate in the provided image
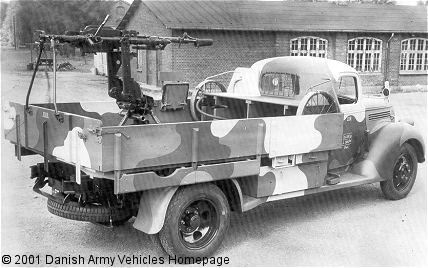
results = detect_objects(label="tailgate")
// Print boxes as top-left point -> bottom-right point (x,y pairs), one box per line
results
4,101 -> 104,171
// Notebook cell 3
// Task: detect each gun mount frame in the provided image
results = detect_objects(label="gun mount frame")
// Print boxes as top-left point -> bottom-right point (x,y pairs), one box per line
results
26,24 -> 213,125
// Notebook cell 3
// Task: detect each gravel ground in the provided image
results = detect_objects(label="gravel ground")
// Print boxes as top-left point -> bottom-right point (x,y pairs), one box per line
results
1,48 -> 427,266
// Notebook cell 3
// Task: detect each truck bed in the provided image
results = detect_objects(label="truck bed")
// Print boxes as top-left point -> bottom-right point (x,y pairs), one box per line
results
4,101 -> 343,175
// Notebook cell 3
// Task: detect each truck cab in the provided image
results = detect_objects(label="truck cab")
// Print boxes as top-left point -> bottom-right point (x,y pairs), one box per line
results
191,57 -> 395,188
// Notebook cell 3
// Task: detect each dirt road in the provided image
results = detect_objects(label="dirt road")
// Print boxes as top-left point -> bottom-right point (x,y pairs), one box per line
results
1,48 -> 427,266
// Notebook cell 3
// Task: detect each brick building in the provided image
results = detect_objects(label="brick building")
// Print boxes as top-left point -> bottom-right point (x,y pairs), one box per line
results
119,0 -> 427,92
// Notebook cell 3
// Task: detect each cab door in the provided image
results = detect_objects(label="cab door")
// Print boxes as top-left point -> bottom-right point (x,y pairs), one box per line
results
328,74 -> 367,170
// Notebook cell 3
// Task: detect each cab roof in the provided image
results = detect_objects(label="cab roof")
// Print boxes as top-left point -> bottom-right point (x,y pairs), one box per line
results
251,56 -> 358,82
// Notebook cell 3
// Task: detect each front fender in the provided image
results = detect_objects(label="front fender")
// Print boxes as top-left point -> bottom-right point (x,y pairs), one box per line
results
133,186 -> 179,234
352,122 -> 425,180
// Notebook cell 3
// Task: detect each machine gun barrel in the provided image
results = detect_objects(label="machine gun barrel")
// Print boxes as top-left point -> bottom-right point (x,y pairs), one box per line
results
38,33 -> 91,44
167,36 -> 214,47
110,35 -> 213,49
36,31 -> 213,50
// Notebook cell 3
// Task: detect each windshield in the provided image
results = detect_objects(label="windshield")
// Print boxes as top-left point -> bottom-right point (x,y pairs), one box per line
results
334,76 -> 358,104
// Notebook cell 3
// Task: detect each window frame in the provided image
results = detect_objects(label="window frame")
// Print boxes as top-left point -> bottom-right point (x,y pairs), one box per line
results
400,38 -> 428,75
347,37 -> 382,73
335,75 -> 359,106
260,72 -> 300,97
137,49 -> 145,72
290,36 -> 328,58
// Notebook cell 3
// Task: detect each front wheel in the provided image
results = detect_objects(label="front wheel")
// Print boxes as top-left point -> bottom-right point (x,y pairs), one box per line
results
159,184 -> 230,257
380,143 -> 418,200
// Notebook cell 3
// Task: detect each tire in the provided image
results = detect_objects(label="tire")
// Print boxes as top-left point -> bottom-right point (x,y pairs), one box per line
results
97,215 -> 133,227
380,143 -> 418,200
159,184 -> 230,257
47,198 -> 132,225
149,234 -> 168,256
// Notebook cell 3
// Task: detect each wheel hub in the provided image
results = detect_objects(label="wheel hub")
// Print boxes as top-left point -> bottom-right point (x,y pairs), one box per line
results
180,207 -> 201,233
178,199 -> 219,249
393,154 -> 413,190
189,215 -> 201,229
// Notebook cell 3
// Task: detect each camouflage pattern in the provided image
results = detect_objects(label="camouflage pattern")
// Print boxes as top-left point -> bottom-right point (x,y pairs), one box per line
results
118,160 -> 260,193
352,121 -> 425,181
102,113 -> 343,173
133,186 -> 178,234
4,101 -> 122,171
6,98 -> 343,194
3,56 -> 425,234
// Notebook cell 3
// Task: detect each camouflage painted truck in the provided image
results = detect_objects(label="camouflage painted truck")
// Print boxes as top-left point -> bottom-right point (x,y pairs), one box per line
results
3,24 -> 425,258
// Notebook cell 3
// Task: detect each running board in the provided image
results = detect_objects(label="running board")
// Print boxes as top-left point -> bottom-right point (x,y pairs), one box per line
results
241,173 -> 380,212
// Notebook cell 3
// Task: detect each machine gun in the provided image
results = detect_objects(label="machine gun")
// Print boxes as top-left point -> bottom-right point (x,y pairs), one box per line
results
26,16 -> 213,125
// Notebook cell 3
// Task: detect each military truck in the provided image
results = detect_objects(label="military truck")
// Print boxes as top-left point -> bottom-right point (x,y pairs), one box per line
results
3,24 -> 425,258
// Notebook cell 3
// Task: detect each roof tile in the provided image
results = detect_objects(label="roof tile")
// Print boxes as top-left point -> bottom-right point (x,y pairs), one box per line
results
141,0 -> 427,33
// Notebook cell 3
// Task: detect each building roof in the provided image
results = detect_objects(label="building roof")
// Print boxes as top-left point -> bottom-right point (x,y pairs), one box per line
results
117,0 -> 141,30
140,0 -> 427,33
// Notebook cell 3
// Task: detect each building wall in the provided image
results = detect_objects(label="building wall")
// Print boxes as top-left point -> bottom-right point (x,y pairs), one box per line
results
171,29 -> 276,89
123,5 -> 427,92
396,33 -> 428,89
93,0 -> 130,74
172,30 -> 426,92
125,2 -> 172,86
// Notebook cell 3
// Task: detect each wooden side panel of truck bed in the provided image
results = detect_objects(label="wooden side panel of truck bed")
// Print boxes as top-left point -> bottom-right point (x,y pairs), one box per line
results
5,101 -> 343,173
100,114 -> 343,171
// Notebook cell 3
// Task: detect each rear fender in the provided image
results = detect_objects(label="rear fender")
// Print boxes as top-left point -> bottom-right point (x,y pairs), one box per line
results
133,186 -> 178,234
133,178 -> 244,234
353,122 -> 425,180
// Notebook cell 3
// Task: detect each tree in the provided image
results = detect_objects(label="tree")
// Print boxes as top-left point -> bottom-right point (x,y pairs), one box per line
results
1,0 -> 115,46
0,2 -> 8,27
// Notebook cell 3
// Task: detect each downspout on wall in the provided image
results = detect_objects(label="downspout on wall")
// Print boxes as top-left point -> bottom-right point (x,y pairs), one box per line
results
384,33 -> 395,90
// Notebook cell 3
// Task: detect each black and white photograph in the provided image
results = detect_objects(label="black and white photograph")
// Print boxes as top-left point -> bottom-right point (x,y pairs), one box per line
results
1,0 -> 427,266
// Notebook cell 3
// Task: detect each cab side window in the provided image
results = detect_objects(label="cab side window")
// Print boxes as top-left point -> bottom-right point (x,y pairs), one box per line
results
335,76 -> 358,105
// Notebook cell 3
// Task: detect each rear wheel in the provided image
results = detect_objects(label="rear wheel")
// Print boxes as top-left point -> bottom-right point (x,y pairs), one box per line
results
159,184 -> 230,257
380,143 -> 418,200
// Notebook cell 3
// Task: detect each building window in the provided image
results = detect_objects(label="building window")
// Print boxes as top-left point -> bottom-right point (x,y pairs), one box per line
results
400,38 -> 428,74
137,49 -> 145,70
347,37 -> 382,73
290,37 -> 328,58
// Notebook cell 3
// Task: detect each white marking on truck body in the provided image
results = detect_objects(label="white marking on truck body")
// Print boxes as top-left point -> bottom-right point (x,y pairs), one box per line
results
52,127 -> 91,168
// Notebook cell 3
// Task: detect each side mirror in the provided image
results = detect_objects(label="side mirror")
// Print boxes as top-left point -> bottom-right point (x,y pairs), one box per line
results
382,81 -> 390,97
382,87 -> 390,97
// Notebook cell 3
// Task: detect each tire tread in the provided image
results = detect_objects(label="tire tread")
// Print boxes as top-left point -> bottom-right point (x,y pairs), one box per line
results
159,184 -> 230,257
380,143 -> 418,200
47,199 -> 131,223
